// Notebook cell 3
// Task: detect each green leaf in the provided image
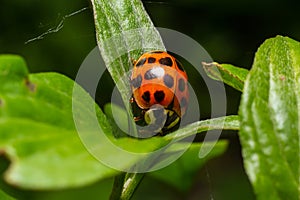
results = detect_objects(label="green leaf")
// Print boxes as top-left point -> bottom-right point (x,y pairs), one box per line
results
239,36 -> 300,200
164,115 -> 240,142
91,0 -> 165,107
150,141 -> 228,192
0,190 -> 15,200
0,55 -> 123,189
202,62 -> 249,92
104,103 -> 129,138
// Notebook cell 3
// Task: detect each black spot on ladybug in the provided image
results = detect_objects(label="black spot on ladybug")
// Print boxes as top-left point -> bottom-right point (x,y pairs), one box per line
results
142,91 -> 151,102
178,78 -> 185,92
136,58 -> 146,67
148,57 -> 156,63
159,57 -> 173,67
131,74 -> 142,88
180,97 -> 187,107
152,51 -> 164,54
163,74 -> 174,88
175,59 -> 185,72
154,91 -> 165,102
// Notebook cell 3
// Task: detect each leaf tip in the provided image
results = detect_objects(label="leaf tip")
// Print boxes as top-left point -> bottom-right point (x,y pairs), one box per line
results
202,61 -> 222,80
0,54 -> 29,78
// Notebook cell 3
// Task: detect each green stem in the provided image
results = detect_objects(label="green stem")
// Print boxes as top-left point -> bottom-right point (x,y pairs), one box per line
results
120,173 -> 145,200
109,173 -> 126,200
110,172 -> 144,200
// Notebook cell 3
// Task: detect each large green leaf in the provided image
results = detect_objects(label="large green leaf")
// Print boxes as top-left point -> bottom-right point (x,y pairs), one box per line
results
239,36 -> 300,199
0,55 -> 124,190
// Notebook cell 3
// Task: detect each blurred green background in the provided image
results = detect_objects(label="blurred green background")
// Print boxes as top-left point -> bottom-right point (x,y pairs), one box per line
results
1,0 -> 300,199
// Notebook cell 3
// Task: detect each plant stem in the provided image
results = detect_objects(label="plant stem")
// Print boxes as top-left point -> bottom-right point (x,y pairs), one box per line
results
109,173 -> 126,200
109,172 -> 145,200
120,173 -> 145,200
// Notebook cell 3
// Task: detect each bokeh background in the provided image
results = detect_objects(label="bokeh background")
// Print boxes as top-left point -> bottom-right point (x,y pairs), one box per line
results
1,0 -> 300,199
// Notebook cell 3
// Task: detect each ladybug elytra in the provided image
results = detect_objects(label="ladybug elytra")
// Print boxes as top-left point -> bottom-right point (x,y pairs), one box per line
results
130,51 -> 189,136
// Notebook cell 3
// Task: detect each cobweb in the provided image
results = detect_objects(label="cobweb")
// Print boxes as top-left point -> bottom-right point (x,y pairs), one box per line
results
24,7 -> 89,44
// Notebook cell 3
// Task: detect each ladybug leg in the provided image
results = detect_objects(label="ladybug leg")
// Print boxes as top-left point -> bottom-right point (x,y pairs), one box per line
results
133,110 -> 145,122
130,96 -> 134,103
130,96 -> 145,123
133,116 -> 141,121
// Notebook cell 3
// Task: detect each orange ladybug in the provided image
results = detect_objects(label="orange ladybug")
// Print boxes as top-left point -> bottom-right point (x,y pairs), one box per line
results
130,51 -> 189,135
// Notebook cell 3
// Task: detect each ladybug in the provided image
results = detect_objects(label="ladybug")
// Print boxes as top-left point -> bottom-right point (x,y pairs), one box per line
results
130,51 -> 189,136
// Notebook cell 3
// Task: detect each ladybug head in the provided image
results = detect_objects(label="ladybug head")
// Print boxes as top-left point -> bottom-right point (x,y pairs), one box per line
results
144,104 -> 168,130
